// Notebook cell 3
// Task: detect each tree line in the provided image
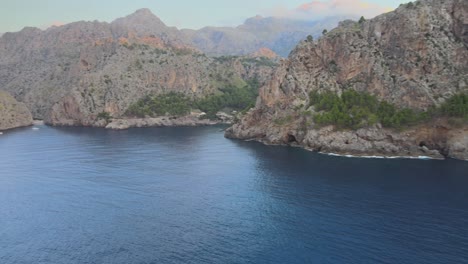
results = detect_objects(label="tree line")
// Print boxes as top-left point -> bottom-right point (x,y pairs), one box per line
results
309,90 -> 467,130
125,79 -> 259,119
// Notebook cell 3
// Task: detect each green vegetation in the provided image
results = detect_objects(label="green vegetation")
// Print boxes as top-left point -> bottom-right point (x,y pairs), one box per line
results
359,16 -> 366,24
439,93 -> 468,119
173,48 -> 193,56
306,35 -> 314,42
125,92 -> 192,117
241,57 -> 278,68
151,48 -> 168,55
322,29 -> 328,35
309,90 -> 467,130
97,112 -> 112,123
274,115 -> 294,126
196,80 -> 259,119
125,79 -> 260,119
213,56 -> 240,63
122,43 -> 151,51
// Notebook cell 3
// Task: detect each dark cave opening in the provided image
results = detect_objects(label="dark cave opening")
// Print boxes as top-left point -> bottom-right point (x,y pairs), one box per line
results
287,134 -> 298,143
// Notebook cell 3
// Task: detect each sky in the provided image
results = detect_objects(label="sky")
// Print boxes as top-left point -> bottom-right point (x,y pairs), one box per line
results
0,0 -> 410,33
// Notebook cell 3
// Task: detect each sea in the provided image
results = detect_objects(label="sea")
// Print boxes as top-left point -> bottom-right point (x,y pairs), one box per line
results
1,124 -> 467,264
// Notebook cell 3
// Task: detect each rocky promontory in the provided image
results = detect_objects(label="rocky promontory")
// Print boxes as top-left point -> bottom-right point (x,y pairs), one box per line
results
226,0 -> 468,160
0,91 -> 33,131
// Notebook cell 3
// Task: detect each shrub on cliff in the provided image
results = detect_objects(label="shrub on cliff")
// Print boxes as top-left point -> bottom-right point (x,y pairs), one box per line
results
439,93 -> 468,119
97,111 -> 112,123
309,90 -> 429,129
195,79 -> 259,119
125,79 -> 260,119
125,92 -> 192,118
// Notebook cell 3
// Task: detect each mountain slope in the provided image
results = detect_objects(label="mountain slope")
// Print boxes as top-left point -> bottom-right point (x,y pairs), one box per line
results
0,10 -> 276,126
226,0 -> 468,160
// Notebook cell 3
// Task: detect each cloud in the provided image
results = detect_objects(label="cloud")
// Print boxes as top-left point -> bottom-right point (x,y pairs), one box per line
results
266,0 -> 392,20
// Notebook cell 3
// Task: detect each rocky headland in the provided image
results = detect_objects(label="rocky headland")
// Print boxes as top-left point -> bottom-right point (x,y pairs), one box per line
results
0,91 -> 33,131
226,0 -> 468,160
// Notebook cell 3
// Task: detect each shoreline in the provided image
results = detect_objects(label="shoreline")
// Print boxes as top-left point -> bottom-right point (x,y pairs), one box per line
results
318,152 -> 437,160
104,117 -> 228,130
5,120 -> 463,161
240,138 -> 448,161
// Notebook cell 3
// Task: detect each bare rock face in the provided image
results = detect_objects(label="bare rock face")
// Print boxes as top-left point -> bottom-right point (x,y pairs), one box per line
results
249,48 -> 280,59
0,9 -> 276,127
0,91 -> 33,131
227,0 -> 468,160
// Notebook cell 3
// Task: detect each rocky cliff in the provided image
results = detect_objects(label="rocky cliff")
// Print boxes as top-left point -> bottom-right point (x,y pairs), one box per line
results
0,9 -> 276,127
226,0 -> 468,160
0,91 -> 33,131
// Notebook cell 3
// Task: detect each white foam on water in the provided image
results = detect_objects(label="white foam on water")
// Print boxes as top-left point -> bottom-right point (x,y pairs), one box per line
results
321,152 -> 435,160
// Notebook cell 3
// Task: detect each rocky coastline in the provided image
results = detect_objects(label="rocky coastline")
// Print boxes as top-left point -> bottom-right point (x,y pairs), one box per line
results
0,91 -> 33,132
105,116 -> 221,130
226,120 -> 468,161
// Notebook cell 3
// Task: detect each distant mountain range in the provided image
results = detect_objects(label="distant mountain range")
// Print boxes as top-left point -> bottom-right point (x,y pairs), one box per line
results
182,14 -> 351,57
1,8 -> 353,57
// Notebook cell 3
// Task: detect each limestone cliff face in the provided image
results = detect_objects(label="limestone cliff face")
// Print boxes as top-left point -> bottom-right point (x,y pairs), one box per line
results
0,10 -> 276,126
227,0 -> 468,160
0,91 -> 33,131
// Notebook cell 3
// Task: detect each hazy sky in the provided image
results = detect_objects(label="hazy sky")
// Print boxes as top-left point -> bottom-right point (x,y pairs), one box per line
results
1,0 -> 410,32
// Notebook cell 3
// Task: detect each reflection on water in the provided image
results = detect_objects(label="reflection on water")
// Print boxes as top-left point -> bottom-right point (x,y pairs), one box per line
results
1,125 -> 467,264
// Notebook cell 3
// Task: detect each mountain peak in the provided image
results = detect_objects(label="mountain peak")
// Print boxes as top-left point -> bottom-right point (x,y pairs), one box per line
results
115,8 -> 162,23
111,8 -> 168,32
133,8 -> 154,16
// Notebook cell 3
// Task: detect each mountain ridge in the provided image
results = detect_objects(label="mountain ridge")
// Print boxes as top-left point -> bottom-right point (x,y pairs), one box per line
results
1,9 -> 353,57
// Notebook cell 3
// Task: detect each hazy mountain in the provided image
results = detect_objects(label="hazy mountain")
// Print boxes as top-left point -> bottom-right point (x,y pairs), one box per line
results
183,15 -> 351,57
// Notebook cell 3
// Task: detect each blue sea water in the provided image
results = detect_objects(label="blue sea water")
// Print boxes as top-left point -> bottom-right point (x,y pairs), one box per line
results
0,124 -> 467,264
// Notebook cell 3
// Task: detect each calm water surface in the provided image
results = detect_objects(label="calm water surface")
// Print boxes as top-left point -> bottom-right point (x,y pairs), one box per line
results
0,125 -> 467,264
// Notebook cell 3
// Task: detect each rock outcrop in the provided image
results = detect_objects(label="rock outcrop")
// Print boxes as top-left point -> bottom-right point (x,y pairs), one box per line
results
0,91 -> 33,131
227,0 -> 468,160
